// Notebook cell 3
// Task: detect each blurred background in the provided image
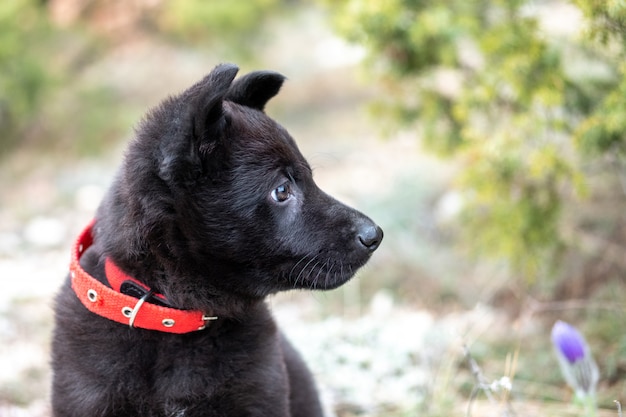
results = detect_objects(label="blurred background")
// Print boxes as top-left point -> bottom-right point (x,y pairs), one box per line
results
1,0 -> 625,416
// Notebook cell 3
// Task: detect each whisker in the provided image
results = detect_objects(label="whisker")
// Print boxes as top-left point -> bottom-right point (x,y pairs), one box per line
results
289,255 -> 310,281
306,261 -> 321,289
312,259 -> 330,289
323,260 -> 335,288
289,253 -> 359,290
294,255 -> 318,288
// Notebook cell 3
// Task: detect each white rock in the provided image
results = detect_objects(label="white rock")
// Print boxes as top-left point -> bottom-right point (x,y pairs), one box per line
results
23,217 -> 66,248
0,232 -> 21,255
75,184 -> 105,212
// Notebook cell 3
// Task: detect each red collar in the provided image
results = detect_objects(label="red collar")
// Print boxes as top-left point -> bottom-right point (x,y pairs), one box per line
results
69,221 -> 217,334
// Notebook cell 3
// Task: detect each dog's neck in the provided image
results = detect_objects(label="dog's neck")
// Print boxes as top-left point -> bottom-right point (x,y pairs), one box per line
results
70,220 -> 219,334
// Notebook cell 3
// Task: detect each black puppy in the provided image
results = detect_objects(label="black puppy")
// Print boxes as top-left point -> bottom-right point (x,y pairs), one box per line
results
51,64 -> 383,417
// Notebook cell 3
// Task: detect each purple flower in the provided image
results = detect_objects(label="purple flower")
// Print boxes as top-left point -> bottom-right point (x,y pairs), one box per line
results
551,320 -> 586,363
551,320 -> 599,398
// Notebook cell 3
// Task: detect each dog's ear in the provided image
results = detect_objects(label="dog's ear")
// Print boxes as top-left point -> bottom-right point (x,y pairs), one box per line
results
192,63 -> 240,143
226,71 -> 286,111
158,64 -> 238,183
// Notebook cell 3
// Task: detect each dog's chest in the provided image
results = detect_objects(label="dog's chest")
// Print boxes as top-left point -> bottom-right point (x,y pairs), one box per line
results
93,321 -> 285,414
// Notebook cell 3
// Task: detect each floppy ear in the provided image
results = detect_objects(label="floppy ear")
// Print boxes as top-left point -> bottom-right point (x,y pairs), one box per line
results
226,70 -> 286,111
192,63 -> 240,143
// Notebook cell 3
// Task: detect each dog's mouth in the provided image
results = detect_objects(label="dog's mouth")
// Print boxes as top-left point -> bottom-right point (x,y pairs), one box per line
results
286,253 -> 369,290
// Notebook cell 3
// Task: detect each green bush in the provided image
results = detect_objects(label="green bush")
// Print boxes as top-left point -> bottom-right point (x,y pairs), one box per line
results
323,0 -> 626,284
156,0 -> 290,58
0,0 -> 55,156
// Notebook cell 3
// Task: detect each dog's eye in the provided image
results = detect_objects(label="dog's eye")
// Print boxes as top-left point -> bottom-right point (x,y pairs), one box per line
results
271,183 -> 292,203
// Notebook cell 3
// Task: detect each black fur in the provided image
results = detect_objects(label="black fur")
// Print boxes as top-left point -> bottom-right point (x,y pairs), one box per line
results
51,64 -> 383,417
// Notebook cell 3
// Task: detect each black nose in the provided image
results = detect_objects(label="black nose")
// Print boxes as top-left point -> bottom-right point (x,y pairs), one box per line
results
357,224 -> 383,252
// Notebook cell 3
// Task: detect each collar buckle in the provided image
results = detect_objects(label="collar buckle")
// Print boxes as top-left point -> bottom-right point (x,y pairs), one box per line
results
198,314 -> 218,330
122,290 -> 154,328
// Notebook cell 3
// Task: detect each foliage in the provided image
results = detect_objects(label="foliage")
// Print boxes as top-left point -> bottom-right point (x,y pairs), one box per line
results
0,0 -> 295,160
323,0 -> 626,282
0,0 -> 55,156
155,0 -> 289,58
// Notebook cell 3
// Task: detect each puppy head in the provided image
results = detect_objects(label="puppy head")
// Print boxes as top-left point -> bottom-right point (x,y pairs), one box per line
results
99,64 -> 382,310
